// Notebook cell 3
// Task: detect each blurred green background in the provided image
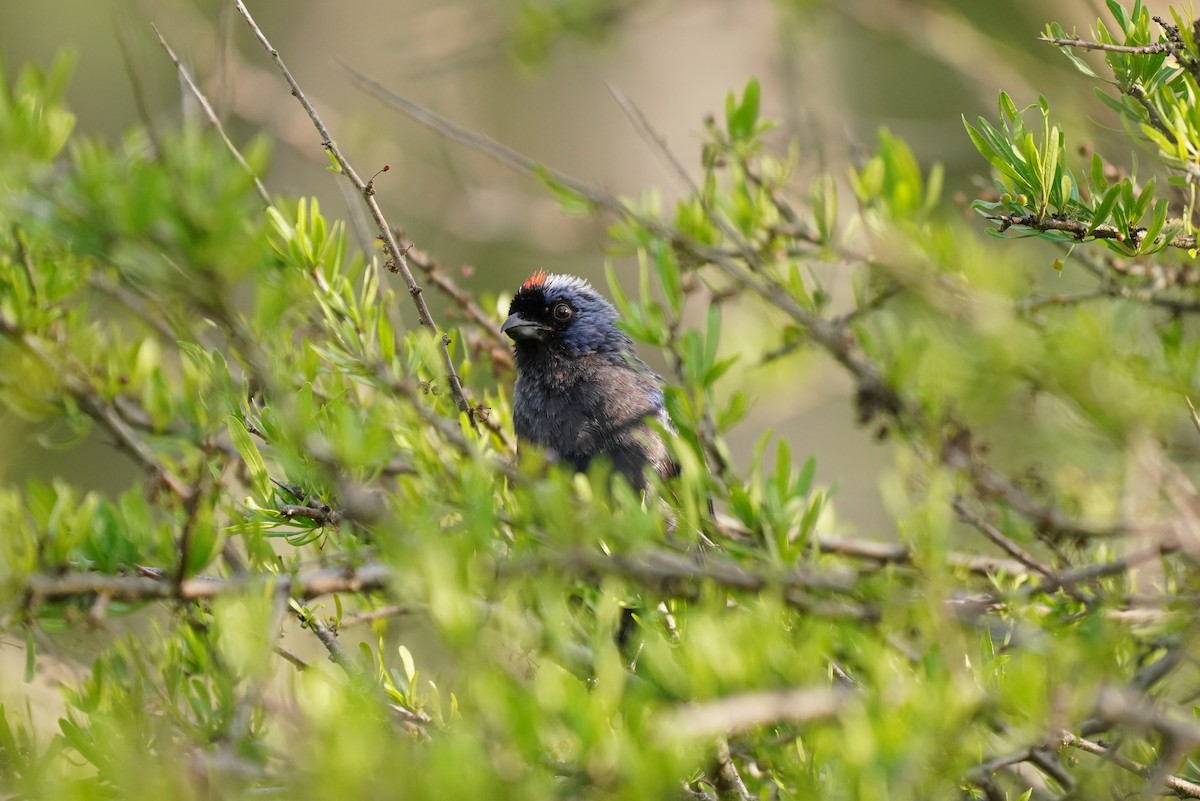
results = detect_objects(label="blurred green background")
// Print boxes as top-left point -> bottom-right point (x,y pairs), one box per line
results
0,0 -> 1158,558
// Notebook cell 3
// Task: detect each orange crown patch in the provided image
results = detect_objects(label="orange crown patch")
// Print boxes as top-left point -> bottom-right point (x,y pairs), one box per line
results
522,270 -> 548,290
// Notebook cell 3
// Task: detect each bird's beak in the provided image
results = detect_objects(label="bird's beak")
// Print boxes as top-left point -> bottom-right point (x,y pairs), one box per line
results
501,313 -> 549,342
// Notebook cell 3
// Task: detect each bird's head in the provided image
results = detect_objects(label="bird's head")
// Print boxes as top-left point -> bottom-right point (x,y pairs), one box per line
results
502,271 -> 632,357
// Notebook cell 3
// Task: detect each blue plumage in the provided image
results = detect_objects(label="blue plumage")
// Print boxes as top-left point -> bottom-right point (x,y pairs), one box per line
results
502,271 -> 675,491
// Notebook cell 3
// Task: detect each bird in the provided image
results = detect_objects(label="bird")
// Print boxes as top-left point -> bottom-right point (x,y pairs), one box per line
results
501,270 -> 676,492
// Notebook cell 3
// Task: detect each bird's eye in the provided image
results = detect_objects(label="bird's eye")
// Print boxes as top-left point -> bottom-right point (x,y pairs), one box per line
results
551,302 -> 573,322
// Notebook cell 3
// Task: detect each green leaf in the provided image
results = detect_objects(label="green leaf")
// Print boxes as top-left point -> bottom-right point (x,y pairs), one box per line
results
1139,197 -> 1169,253
399,644 -> 416,684
1094,87 -> 1131,118
378,310 -> 395,365
811,174 -> 838,243
1089,183 -> 1121,232
534,165 -> 596,216
998,91 -> 1019,124
795,456 -> 816,497
727,78 -> 760,141
1048,23 -> 1099,77
704,355 -> 738,387
963,117 -> 1026,187
772,439 -> 792,501
1130,176 -> 1156,223
1106,0 -> 1128,31
227,415 -> 269,498
1090,152 -> 1106,190
717,390 -> 748,431
653,245 -> 683,316
704,305 -> 721,374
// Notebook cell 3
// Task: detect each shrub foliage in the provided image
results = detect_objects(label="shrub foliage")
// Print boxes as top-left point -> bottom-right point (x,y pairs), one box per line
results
2,2 -> 1200,799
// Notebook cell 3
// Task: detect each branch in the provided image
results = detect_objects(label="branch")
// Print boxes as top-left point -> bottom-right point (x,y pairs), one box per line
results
968,745 -> 1069,797
718,522 -> 1039,578
339,603 -> 423,628
1094,686 -> 1200,745
507,547 -> 874,619
987,211 -> 1197,251
710,738 -> 753,801
549,547 -> 857,593
301,611 -> 364,678
273,645 -> 309,671
1038,36 -> 1171,55
1059,730 -> 1200,798
230,0 -> 479,432
944,433 -> 1122,540
658,687 -> 847,739
23,562 -> 393,604
952,498 -> 1055,577
812,532 -> 1032,577
1020,542 -> 1171,598
152,24 -> 272,207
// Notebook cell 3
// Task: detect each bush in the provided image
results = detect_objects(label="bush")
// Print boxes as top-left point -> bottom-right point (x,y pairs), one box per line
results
1,2 -> 1199,799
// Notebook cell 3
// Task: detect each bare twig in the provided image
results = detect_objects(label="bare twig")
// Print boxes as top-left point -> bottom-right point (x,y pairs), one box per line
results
24,561 -> 393,604
174,466 -> 209,589
303,613 -> 363,678
723,516 -> 1036,577
114,14 -> 163,159
1021,542 -> 1171,598
522,546 -> 858,595
273,645 -> 309,671
1094,686 -> 1200,744
153,24 -> 272,207
952,498 -> 1055,577
88,274 -> 180,343
1186,396 -> 1200,438
339,603 -> 423,628
607,83 -> 697,193
1015,288 -> 1110,313
968,745 -> 1063,796
231,1 -> 478,432
342,62 -> 621,215
1060,730 -> 1200,798
1039,36 -> 1171,55
812,532 -> 1032,577
505,547 -> 872,620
